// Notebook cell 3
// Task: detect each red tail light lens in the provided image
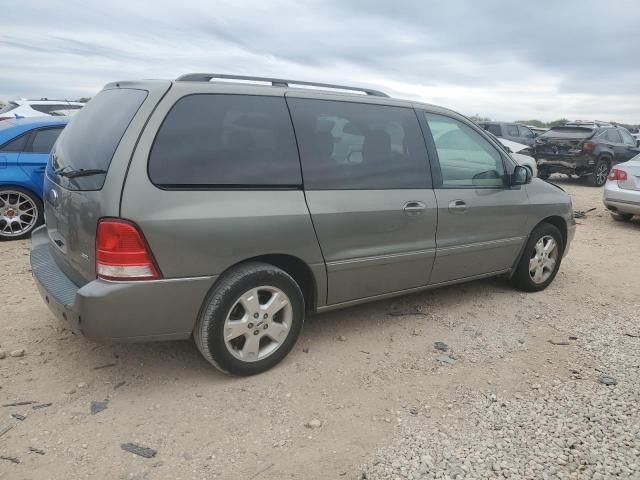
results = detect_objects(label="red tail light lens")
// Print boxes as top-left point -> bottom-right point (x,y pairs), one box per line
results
96,219 -> 161,281
582,142 -> 596,152
608,169 -> 628,181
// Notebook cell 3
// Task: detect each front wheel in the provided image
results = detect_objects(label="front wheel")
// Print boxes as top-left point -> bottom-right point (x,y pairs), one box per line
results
611,212 -> 633,222
587,158 -> 610,187
194,262 -> 305,376
512,223 -> 563,292
0,187 -> 43,241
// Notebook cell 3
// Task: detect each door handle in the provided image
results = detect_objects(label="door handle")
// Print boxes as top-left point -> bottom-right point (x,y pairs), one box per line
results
448,200 -> 468,213
403,201 -> 426,215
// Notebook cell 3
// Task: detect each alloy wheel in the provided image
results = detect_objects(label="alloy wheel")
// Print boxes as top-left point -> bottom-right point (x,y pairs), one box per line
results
0,190 -> 39,238
529,235 -> 559,284
223,286 -> 293,362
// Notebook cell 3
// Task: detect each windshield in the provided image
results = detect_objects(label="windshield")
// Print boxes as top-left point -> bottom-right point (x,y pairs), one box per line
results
48,88 -> 147,190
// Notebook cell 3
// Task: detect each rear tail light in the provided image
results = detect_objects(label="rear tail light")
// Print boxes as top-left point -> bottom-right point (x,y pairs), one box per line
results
582,141 -> 596,152
608,169 -> 628,181
96,219 -> 161,281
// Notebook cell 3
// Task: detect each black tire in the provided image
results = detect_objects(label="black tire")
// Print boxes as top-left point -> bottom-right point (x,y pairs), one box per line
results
511,223 -> 564,292
587,158 -> 610,187
194,262 -> 305,376
0,186 -> 44,241
611,212 -> 633,222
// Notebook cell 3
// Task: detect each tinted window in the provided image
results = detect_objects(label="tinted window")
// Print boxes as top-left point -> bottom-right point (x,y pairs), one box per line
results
149,95 -> 300,187
505,124 -> 520,137
0,132 -> 29,152
619,129 -> 635,146
288,99 -> 429,189
518,126 -> 534,138
605,129 -> 622,143
50,88 -> 148,190
0,102 -> 18,114
28,127 -> 63,153
425,113 -> 505,187
484,124 -> 502,136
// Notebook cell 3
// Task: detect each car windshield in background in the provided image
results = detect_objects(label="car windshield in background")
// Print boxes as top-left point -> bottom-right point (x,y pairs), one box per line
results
540,127 -> 594,139
49,88 -> 147,190
0,102 -> 18,114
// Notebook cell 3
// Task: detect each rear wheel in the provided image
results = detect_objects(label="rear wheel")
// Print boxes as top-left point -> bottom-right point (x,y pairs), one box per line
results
0,187 -> 43,241
587,158 -> 610,187
512,223 -> 563,292
194,262 -> 305,376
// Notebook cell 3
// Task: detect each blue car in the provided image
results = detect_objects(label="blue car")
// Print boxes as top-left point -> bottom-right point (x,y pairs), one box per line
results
0,117 -> 68,240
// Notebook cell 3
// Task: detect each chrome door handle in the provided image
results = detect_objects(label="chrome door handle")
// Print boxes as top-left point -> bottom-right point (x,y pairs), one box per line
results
403,201 -> 426,215
448,200 -> 468,213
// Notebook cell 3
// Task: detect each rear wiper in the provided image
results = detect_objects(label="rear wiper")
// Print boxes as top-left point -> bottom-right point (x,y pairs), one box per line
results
58,168 -> 108,179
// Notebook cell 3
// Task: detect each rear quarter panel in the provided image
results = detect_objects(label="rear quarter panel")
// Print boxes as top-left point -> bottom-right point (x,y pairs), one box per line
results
119,82 -> 327,305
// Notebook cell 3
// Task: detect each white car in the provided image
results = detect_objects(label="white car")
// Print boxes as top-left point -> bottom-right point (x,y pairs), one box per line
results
0,99 -> 84,121
494,136 -> 538,177
603,156 -> 640,221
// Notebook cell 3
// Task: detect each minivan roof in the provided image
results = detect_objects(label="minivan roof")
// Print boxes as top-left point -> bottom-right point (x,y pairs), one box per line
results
104,74 -> 464,120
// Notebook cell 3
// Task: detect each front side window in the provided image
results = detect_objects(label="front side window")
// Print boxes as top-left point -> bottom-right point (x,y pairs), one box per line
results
505,124 -> 520,137
27,127 -> 63,153
287,98 -> 430,189
485,124 -> 502,136
619,129 -> 636,146
425,113 -> 506,188
149,95 -> 301,187
518,126 -> 534,138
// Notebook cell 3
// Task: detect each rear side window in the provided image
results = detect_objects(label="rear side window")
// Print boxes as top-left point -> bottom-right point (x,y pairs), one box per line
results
50,88 -> 148,190
27,127 -> 63,153
483,124 -> 502,136
149,95 -> 301,187
287,98 -> 429,189
0,133 -> 29,152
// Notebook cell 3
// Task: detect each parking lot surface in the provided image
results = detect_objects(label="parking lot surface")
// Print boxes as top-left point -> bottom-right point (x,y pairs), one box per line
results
1,180 -> 638,479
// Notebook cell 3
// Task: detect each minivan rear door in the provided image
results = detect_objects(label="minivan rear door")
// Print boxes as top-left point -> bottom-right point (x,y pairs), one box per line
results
287,95 -> 437,305
44,81 -> 171,285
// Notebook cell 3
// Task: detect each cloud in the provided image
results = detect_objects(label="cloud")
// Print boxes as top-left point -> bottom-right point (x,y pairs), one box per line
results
1,0 -> 639,122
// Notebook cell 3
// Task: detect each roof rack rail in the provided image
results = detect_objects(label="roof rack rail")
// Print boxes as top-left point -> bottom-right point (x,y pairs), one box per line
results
175,73 -> 390,98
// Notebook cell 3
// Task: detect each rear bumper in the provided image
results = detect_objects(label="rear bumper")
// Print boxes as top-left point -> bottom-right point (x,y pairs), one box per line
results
536,154 -> 593,173
30,226 -> 216,342
603,182 -> 640,215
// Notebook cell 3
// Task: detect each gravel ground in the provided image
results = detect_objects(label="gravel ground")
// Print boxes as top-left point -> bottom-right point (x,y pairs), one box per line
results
1,178 -> 638,479
361,179 -> 640,480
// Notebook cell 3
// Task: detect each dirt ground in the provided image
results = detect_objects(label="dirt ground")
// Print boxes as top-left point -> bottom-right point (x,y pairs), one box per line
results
0,179 -> 638,480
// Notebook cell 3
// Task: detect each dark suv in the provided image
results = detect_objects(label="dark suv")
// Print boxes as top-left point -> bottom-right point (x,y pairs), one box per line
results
478,122 -> 537,147
535,122 -> 639,186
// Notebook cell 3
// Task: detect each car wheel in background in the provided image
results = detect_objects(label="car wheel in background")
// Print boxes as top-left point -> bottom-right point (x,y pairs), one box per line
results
194,262 -> 305,376
587,158 -> 610,187
537,168 -> 550,180
0,187 -> 43,241
611,212 -> 634,222
511,223 -> 563,292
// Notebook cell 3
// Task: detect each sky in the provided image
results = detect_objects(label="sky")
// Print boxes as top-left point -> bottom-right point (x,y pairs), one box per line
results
2,0 -> 639,123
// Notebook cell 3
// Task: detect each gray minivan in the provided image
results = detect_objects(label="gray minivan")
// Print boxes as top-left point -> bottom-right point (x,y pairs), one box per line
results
31,74 -> 575,375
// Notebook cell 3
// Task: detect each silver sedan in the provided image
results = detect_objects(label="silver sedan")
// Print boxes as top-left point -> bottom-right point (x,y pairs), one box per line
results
603,156 -> 640,221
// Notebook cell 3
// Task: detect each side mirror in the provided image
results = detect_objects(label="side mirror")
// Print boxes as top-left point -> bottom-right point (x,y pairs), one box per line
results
511,165 -> 531,186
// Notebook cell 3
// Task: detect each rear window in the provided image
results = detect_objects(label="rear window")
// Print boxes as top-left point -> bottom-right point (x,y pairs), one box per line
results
49,88 -> 148,190
0,102 -> 18,115
148,94 -> 301,187
540,127 -> 595,139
